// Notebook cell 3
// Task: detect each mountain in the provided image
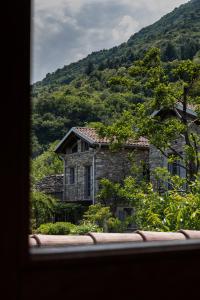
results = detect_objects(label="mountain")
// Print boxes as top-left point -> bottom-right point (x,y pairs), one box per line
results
34,0 -> 200,88
32,0 -> 200,157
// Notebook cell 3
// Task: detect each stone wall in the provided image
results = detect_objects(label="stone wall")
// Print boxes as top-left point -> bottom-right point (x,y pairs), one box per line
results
63,147 -> 149,202
36,174 -> 64,201
149,135 -> 192,190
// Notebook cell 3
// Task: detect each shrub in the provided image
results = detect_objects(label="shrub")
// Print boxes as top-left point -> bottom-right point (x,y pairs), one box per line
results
133,177 -> 200,232
83,204 -> 112,231
107,217 -> 124,233
36,223 -> 54,234
54,202 -> 87,224
70,222 -> 102,235
37,222 -> 76,235
31,190 -> 56,230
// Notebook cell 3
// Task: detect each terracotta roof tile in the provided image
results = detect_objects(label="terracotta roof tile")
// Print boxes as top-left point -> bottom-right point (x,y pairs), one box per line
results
29,230 -> 200,247
75,127 -> 149,148
179,230 -> 200,239
30,234 -> 94,247
136,231 -> 186,241
88,232 -> 143,244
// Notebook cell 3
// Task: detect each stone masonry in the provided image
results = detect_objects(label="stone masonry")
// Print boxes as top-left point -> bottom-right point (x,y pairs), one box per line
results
63,145 -> 148,202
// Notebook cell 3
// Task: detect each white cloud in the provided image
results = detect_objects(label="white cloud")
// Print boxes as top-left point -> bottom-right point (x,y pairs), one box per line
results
112,15 -> 139,43
31,0 -> 189,82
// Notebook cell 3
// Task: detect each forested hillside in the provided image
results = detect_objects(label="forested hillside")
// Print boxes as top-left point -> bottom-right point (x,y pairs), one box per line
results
32,0 -> 200,157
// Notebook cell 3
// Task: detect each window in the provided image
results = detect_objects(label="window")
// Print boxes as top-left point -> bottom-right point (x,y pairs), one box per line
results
85,166 -> 91,197
69,167 -> 75,184
168,160 -> 180,176
81,141 -> 89,152
71,142 -> 78,153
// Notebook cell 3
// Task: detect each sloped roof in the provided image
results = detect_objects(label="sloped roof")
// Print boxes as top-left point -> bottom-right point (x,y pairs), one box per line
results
55,127 -> 149,153
35,174 -> 64,194
151,103 -> 198,118
74,127 -> 149,147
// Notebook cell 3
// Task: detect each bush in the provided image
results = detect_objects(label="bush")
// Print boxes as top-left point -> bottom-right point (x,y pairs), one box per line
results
31,190 -> 56,230
83,204 -> 112,231
36,223 -> 54,234
37,222 -> 76,235
107,217 -> 125,233
54,202 -> 87,224
36,221 -> 102,235
133,176 -> 200,232
70,223 -> 102,235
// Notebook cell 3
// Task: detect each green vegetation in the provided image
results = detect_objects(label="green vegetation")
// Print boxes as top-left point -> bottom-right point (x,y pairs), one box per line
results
98,171 -> 200,231
31,190 -> 56,230
37,222 -> 76,235
31,0 -> 200,155
36,203 -> 133,234
31,141 -> 63,183
98,48 -> 200,182
37,221 -> 102,235
30,1 -> 200,233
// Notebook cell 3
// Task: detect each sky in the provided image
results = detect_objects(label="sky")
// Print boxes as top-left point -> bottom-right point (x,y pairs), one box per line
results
31,0 -> 189,83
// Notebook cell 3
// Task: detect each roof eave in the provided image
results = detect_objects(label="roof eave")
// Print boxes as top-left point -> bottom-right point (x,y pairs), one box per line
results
152,104 -> 197,118
93,142 -> 149,149
55,127 -> 96,153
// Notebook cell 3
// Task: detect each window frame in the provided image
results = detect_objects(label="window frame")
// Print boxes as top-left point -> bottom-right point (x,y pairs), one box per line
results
3,2 -> 200,299
84,165 -> 92,198
69,167 -> 75,184
71,142 -> 78,153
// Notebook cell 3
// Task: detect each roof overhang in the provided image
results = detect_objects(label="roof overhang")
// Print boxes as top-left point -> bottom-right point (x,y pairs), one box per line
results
151,104 -> 197,118
55,127 -> 96,153
55,127 -> 149,154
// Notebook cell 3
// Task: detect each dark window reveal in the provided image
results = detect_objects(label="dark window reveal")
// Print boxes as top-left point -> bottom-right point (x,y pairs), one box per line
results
71,143 -> 78,153
70,167 -> 75,184
168,161 -> 180,176
168,160 -> 181,190
85,166 -> 91,197
81,141 -> 89,152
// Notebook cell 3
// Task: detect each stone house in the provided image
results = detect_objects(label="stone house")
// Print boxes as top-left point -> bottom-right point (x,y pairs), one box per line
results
149,103 -> 200,190
54,103 -> 199,208
55,127 -> 149,210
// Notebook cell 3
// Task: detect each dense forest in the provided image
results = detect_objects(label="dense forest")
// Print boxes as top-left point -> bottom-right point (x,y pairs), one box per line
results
32,0 -> 200,157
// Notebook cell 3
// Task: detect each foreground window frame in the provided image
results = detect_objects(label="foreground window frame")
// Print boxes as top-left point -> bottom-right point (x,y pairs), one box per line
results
4,2 -> 200,299
28,0 -> 200,260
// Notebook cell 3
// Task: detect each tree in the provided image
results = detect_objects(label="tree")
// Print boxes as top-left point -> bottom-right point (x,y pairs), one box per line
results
162,42 -> 178,61
31,190 -> 56,230
30,141 -> 63,231
85,61 -> 94,75
31,141 -> 63,184
99,48 -> 200,184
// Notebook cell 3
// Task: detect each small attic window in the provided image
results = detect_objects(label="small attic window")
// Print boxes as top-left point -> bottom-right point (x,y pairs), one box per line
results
81,141 -> 89,152
71,142 -> 78,153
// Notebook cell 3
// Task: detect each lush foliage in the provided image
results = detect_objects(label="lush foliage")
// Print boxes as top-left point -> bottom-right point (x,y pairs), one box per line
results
82,203 -> 133,233
30,142 -> 63,231
37,222 -> 76,235
98,172 -> 200,231
31,190 -> 56,230
31,0 -> 200,154
31,1 -> 200,234
70,223 -> 102,235
53,202 -> 87,224
98,48 -> 200,183
31,141 -> 63,183
37,221 -> 102,235
134,174 -> 200,231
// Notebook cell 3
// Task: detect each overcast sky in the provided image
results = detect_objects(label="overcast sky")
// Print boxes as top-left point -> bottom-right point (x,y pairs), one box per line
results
31,0 -> 188,83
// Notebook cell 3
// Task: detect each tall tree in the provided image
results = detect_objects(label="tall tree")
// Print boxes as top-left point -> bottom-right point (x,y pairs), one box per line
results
99,48 -> 200,184
163,42 -> 178,61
